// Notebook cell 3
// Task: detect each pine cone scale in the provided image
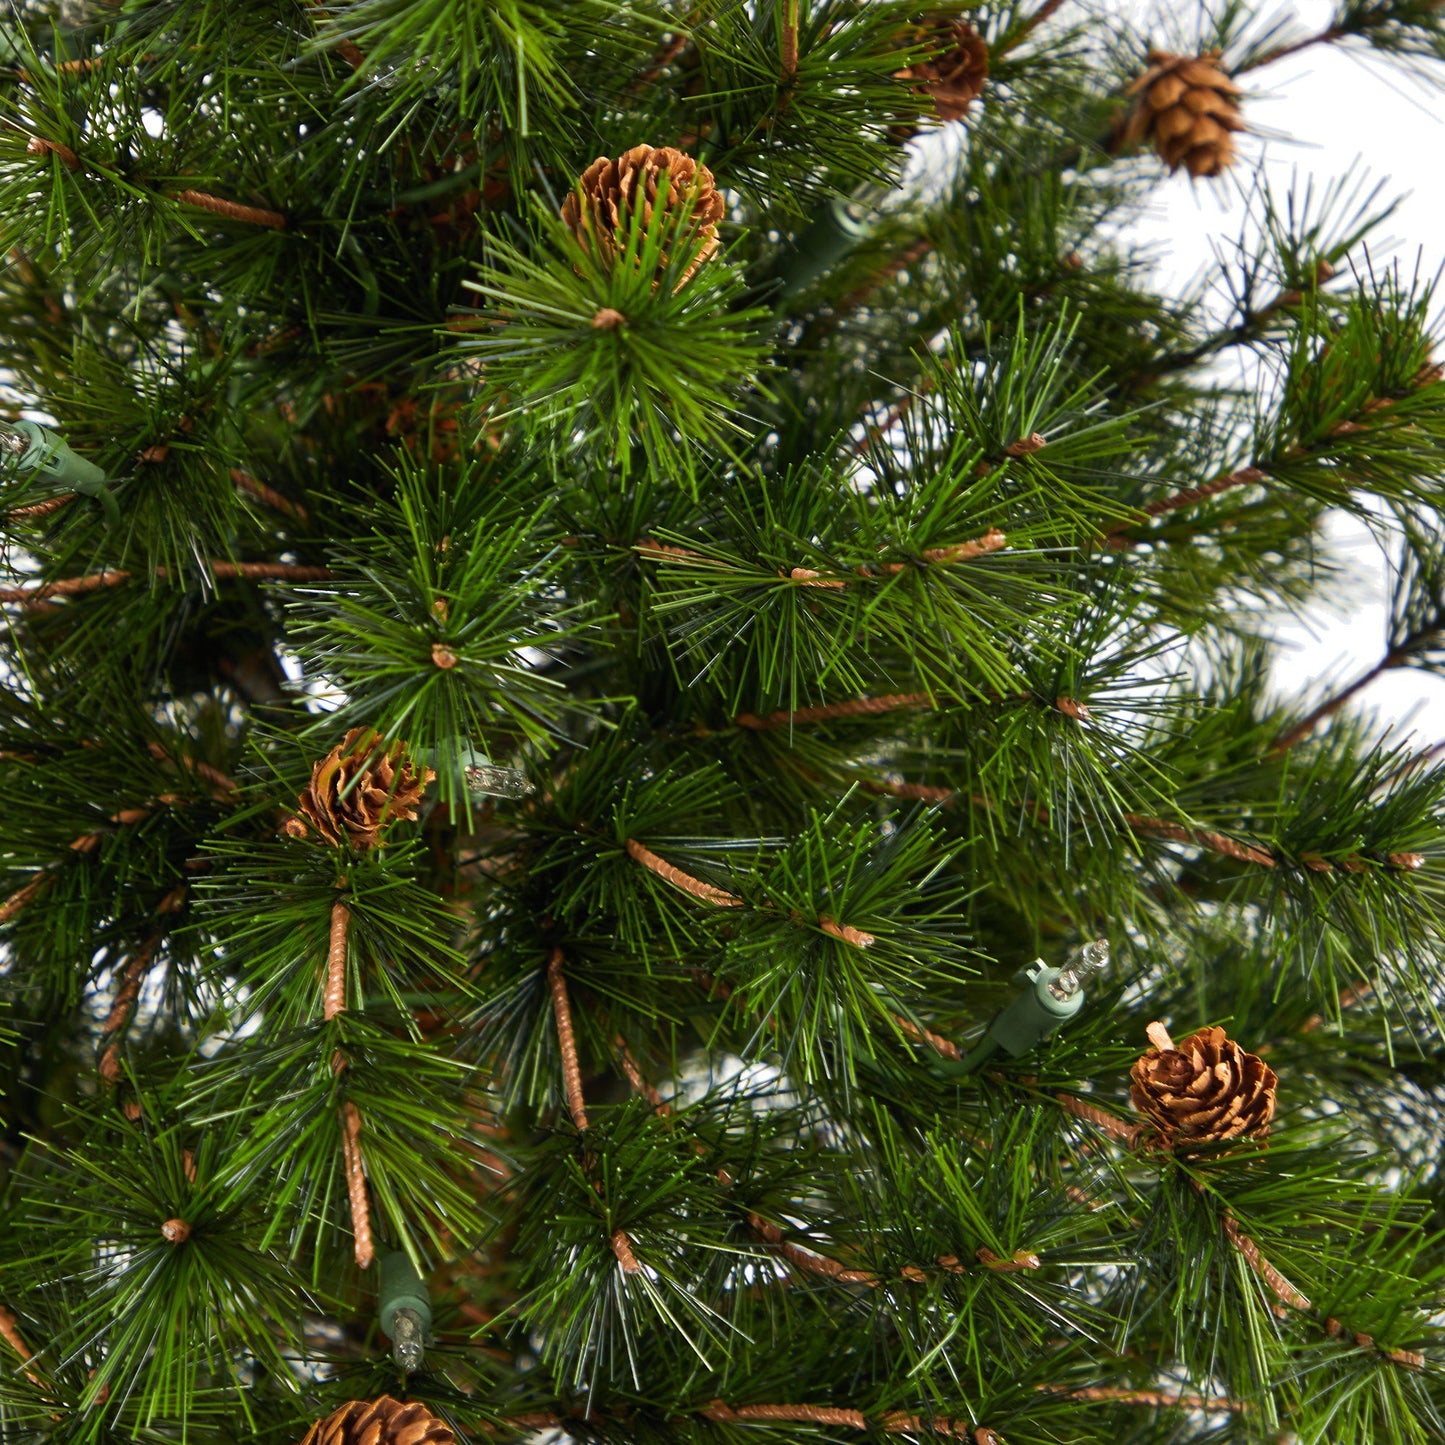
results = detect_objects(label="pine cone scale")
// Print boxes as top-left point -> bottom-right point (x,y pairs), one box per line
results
1118,50 -> 1243,178
298,1396 -> 455,1445
896,20 -> 989,122
291,729 -> 434,851
1129,1025 -> 1276,1154
561,144 -> 723,286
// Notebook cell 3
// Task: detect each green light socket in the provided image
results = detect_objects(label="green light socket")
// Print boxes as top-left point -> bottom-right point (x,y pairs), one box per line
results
378,1251 -> 432,1342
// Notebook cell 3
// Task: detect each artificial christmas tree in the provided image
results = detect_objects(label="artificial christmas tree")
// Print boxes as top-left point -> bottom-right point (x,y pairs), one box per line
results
1,2 -> 1445,1444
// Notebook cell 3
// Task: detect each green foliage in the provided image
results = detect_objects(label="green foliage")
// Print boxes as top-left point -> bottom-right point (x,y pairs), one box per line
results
459,199 -> 772,481
3,0 -> 1445,1442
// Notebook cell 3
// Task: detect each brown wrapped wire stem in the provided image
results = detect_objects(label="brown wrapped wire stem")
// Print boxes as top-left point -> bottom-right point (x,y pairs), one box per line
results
624,839 -> 879,953
230,468 -> 309,522
24,133 -> 287,226
0,1303 -> 45,1388
1054,1092 -> 1141,1144
891,781 -> 1423,877
324,900 -> 350,1021
623,838 -> 742,907
546,949 -> 644,1270
0,561 -> 334,606
546,947 -> 590,1131
99,937 -> 161,1082
703,1402 -> 997,1440
171,190 -> 286,229
2,791 -> 221,930
636,528 -> 1008,596
1108,367 -> 1442,545
734,691 -> 935,731
320,898 -> 373,1268
339,1101 -> 374,1269
1270,640 -> 1435,755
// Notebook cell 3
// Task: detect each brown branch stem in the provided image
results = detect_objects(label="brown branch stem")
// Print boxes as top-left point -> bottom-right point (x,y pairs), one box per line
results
339,1101 -> 374,1269
615,1024 -> 1015,1295
1054,1093 -> 1141,1144
6,495 -> 74,520
610,1228 -> 643,1274
614,1036 -> 670,1113
703,1402 -> 994,1440
1104,464 -> 1267,543
1220,1211 -> 1311,1312
1044,1384 -> 1243,1412
307,0 -> 367,68
324,900 -> 350,1020
623,838 -> 742,907
172,189 -> 286,229
1012,0 -> 1067,44
1241,23 -> 1346,71
0,1305 -> 33,1363
748,1213 -> 880,1286
0,872 -> 52,923
1270,653 -> 1398,754
0,560 -> 334,605
0,1304 -> 45,1388
735,692 -> 935,731
143,745 -> 237,801
631,23 -> 694,92
546,948 -> 589,1131
1198,1185 -> 1415,1368
779,0 -> 800,91
230,469 -> 309,523
99,938 -> 160,1082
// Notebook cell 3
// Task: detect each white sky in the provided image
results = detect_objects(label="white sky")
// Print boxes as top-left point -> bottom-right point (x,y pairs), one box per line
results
1125,0 -> 1445,749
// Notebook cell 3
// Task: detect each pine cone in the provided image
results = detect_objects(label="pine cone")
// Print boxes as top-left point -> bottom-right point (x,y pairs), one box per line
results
288,729 -> 434,851
1117,50 -> 1243,178
896,20 -> 989,122
298,1396 -> 455,1445
1130,1022 -> 1277,1153
560,145 -> 724,285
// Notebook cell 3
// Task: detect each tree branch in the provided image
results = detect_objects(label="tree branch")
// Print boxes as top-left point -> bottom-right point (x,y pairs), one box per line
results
1240,22 -> 1348,71
734,691 -> 935,731
546,947 -> 590,1131
703,1402 -> 997,1440
0,1304 -> 45,1388
324,900 -> 350,1020
780,0 -> 800,89
1053,1092 -> 1141,1144
0,560 -> 334,606
338,1101 -> 374,1269
231,468 -> 309,523
99,936 -> 161,1082
172,189 -> 287,229
623,838 -> 743,907
1269,638 -> 1434,754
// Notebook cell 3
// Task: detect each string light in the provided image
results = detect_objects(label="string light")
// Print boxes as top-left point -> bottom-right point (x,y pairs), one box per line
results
0,418 -> 120,525
1048,938 -> 1110,1001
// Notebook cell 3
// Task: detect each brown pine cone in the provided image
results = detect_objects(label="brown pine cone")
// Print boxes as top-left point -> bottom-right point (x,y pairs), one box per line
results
560,144 -> 724,286
896,20 -> 989,123
1129,1022 -> 1277,1153
298,1396 -> 455,1445
1117,50 -> 1243,178
287,729 -> 434,851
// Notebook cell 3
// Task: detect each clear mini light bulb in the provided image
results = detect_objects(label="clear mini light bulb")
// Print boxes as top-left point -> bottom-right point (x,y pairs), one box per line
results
1047,938 -> 1110,1001
389,1306 -> 426,1374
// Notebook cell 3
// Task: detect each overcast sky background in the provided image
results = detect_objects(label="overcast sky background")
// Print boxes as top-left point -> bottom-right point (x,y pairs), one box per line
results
1123,0 -> 1445,748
